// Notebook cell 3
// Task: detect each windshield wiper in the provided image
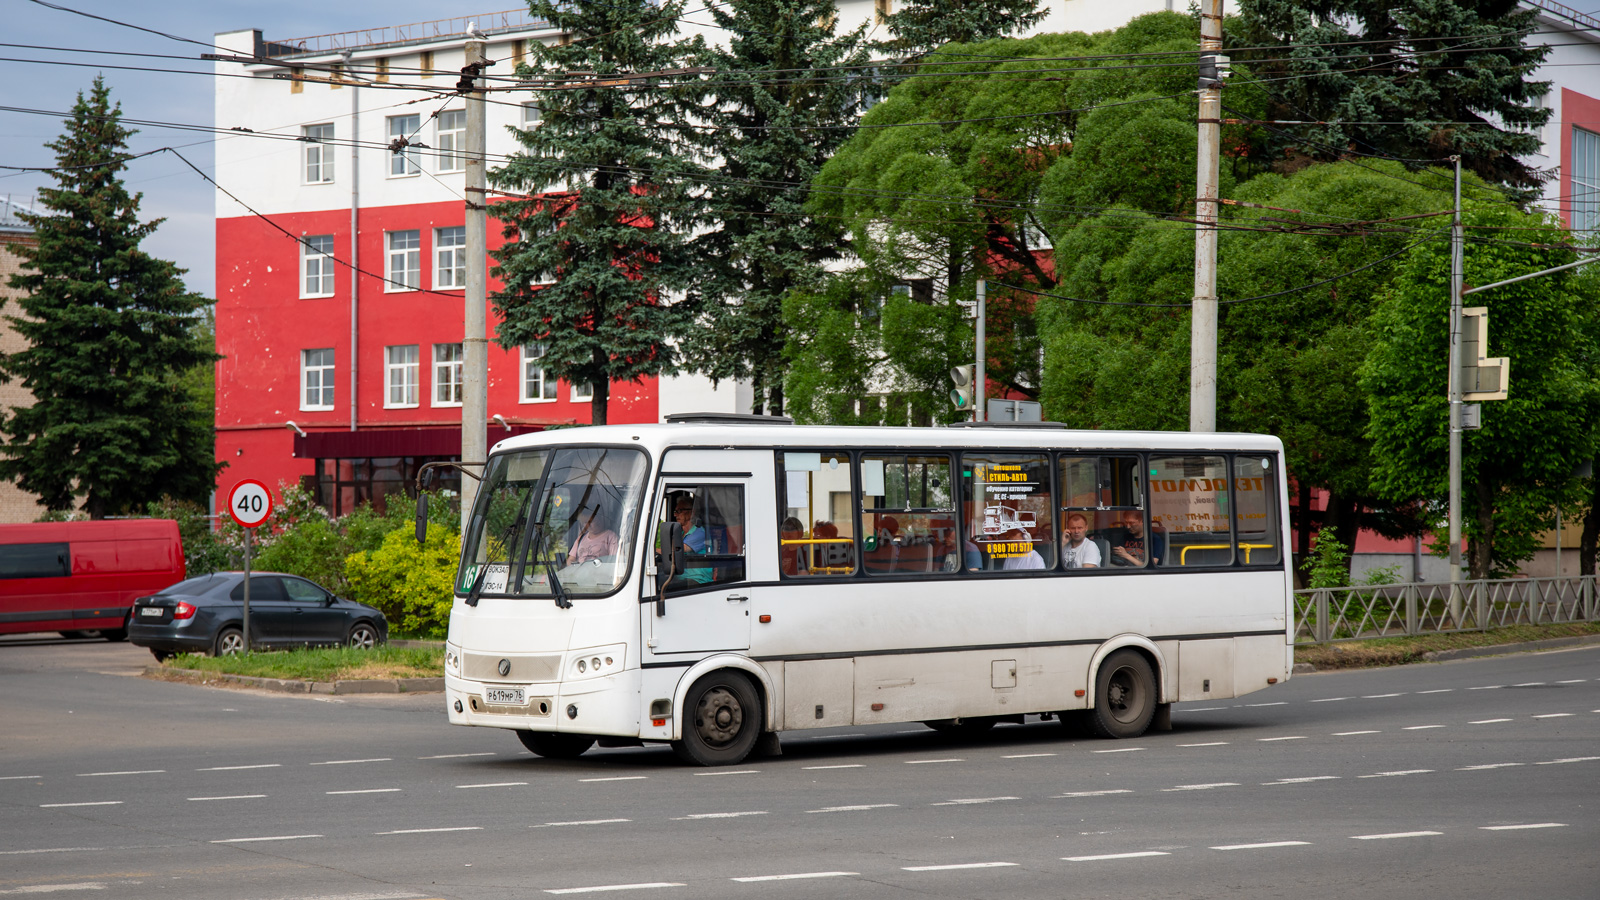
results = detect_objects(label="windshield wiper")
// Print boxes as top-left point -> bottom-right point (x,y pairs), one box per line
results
527,522 -> 572,610
464,562 -> 490,607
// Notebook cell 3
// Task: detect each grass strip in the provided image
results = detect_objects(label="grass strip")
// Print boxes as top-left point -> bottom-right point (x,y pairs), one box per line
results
162,645 -> 443,681
1296,622 -> 1600,670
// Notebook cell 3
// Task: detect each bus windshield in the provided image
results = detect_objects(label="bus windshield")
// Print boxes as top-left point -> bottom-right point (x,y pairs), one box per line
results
459,446 -> 649,599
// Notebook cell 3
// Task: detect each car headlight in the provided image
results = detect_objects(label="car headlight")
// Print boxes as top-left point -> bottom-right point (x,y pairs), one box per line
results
569,644 -> 625,679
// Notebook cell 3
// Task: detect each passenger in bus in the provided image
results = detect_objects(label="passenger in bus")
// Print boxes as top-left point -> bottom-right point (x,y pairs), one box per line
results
999,525 -> 1046,570
568,504 -> 619,566
779,516 -> 808,576
1060,512 -> 1101,569
674,499 -> 713,584
1107,509 -> 1162,567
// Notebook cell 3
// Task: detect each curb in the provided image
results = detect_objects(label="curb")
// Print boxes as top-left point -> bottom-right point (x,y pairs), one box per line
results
146,666 -> 444,695
390,639 -> 445,649
1421,633 -> 1600,662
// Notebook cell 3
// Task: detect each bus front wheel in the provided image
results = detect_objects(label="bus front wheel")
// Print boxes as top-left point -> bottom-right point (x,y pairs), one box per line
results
1087,650 -> 1156,739
673,671 -> 762,766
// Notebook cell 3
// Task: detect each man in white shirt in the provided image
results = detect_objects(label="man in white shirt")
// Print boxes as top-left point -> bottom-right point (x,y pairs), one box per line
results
1061,512 -> 1101,569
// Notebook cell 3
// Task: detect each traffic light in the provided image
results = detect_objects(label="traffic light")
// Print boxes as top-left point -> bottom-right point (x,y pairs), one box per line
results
1460,306 -> 1509,401
1198,53 -> 1231,90
950,364 -> 976,412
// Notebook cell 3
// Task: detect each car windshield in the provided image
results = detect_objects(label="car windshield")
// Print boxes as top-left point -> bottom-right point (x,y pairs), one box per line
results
459,446 -> 649,599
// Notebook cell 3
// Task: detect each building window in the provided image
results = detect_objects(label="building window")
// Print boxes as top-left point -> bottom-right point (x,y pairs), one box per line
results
420,50 -> 434,78
437,109 -> 466,172
433,342 -> 463,407
520,343 -> 559,402
301,348 -> 335,410
303,123 -> 334,183
385,345 -> 419,408
435,226 -> 466,289
301,234 -> 335,297
522,102 -> 542,128
1574,127 -> 1600,233
388,114 -> 420,176
572,381 -> 594,403
874,0 -> 891,24
386,230 -> 421,291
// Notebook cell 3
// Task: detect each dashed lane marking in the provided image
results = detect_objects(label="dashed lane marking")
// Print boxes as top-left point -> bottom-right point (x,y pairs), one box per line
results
1416,689 -> 1454,694
1471,719 -> 1512,724
807,804 -> 898,814
670,811 -> 767,820
1536,757 -> 1600,765
76,770 -> 162,777
0,882 -> 108,894
1091,747 -> 1146,753
901,862 -> 1017,872
1333,731 -> 1380,736
311,758 -> 391,766
188,794 -> 266,801
0,776 -> 42,781
1481,823 -> 1567,830
1180,707 -> 1226,711
694,770 -> 758,776
1258,736 -> 1307,742
580,776 -> 648,783
1263,777 -> 1339,785
1358,770 -> 1432,779
1468,686 -> 1504,691
1246,702 -> 1287,707
1163,783 -> 1238,792
932,797 -> 1019,806
1458,763 -> 1523,771
456,782 -> 528,789
1404,725 -> 1446,730
1310,697 -> 1351,703
1055,790 -> 1133,798
1532,713 -> 1574,719
1361,694 -> 1404,699
419,752 -> 496,759
1513,682 -> 1547,687
1064,851 -> 1170,861
39,802 -> 121,808
0,848 -> 103,856
197,764 -> 279,771
376,827 -> 483,835
905,758 -> 965,764
1211,841 -> 1311,851
211,834 -> 322,843
1002,753 -> 1056,759
531,819 -> 632,828
1352,831 -> 1441,840
545,883 -> 684,894
1179,742 -> 1229,747
731,872 -> 857,882
327,788 -> 402,795
1555,679 -> 1586,684
802,764 -> 864,770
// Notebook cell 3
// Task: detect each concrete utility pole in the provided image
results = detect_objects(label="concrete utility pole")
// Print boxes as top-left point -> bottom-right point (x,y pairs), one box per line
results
976,279 -> 987,423
461,39 -> 488,531
1190,0 -> 1224,433
1448,157 -> 1464,611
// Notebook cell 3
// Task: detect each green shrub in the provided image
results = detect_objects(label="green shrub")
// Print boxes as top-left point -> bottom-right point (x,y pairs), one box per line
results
1302,526 -> 1351,589
252,486 -> 460,597
345,525 -> 460,638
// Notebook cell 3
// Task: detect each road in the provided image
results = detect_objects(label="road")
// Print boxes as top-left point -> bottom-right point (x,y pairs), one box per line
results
2,636 -> 1596,899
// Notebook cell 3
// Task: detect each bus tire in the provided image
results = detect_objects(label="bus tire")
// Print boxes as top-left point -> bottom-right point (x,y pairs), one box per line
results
517,730 -> 595,759
673,670 -> 761,766
1087,649 -> 1156,739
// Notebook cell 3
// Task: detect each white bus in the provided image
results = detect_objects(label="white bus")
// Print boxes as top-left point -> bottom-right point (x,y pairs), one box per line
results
429,415 -> 1293,766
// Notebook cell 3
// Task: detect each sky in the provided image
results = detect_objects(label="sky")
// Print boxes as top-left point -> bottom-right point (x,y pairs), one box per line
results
6,0 -> 1600,299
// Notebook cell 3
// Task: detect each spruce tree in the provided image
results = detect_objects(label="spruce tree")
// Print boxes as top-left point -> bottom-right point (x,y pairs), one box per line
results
681,0 -> 872,415
489,0 -> 705,426
878,0 -> 1047,57
1,77 -> 220,518
1235,0 -> 1551,193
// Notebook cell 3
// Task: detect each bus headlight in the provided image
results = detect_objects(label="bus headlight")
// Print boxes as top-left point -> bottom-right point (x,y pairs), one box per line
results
569,644 -> 625,679
445,645 -> 462,674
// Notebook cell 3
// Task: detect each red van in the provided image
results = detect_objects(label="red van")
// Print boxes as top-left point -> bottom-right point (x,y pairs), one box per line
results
0,520 -> 186,641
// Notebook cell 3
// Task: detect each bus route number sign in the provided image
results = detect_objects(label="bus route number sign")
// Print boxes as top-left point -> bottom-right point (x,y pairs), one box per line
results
227,479 -> 273,529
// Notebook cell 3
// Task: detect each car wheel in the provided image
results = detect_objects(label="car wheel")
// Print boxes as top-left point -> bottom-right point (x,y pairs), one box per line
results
347,622 -> 379,649
517,730 -> 595,759
1087,649 -> 1156,739
213,627 -> 245,657
101,623 -> 129,642
150,649 -> 174,663
672,670 -> 762,766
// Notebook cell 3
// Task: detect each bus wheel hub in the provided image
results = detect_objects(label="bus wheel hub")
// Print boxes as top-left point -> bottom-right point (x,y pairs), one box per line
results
697,687 -> 743,744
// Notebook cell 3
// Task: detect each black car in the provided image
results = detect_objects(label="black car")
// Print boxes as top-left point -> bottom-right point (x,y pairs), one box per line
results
128,572 -> 387,660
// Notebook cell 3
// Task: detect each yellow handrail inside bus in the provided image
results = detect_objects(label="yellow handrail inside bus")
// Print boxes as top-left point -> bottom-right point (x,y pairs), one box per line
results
1178,542 -> 1275,565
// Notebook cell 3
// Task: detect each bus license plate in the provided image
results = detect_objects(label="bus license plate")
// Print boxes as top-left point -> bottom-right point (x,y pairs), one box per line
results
484,687 -> 525,705
139,607 -> 164,617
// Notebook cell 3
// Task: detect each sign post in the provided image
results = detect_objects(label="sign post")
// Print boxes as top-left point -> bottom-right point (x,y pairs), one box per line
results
226,480 -> 273,653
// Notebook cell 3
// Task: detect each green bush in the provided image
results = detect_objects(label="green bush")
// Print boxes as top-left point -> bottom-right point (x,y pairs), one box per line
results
1302,526 -> 1351,589
251,486 -> 459,597
345,525 -> 460,638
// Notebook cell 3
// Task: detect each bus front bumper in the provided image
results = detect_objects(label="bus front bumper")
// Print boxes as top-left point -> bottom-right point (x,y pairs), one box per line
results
444,669 -> 642,737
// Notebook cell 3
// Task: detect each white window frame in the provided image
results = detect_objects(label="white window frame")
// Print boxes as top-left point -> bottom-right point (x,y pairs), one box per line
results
432,342 -> 463,407
301,234 -> 335,298
434,226 -> 466,289
519,343 -> 559,404
1574,126 -> 1600,233
387,114 -> 421,177
300,348 -> 335,411
521,102 -> 542,129
571,381 -> 594,403
385,345 -> 419,408
303,123 -> 334,184
437,109 -> 466,172
386,230 -> 421,292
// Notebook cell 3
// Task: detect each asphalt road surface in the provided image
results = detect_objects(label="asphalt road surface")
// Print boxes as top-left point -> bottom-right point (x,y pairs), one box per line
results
2,636 -> 1596,900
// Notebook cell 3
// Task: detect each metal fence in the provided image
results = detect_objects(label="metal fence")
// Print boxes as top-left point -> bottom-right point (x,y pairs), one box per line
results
1294,576 -> 1597,645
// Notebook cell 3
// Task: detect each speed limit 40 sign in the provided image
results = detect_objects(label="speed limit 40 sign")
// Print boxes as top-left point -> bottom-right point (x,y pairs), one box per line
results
227,479 -> 274,529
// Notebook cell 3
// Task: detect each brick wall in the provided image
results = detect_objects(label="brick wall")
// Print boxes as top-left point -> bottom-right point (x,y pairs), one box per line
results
0,232 -> 47,523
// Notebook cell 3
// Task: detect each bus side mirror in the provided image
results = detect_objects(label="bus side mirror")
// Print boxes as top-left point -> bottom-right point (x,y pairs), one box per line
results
415,492 -> 429,544
656,521 -> 684,590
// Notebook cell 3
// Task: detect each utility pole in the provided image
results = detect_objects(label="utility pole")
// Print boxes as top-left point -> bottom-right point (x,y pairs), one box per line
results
976,278 -> 987,423
1448,156 -> 1464,617
461,39 -> 488,531
1190,0 -> 1224,433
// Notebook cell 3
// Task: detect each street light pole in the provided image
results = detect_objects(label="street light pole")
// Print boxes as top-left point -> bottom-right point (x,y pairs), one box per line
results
1190,0 -> 1224,433
976,278 -> 987,423
462,39 -> 488,533
1448,156 -> 1464,619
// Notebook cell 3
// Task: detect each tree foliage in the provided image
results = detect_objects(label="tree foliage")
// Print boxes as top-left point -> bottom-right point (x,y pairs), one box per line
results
0,77 -> 220,517
489,0 -> 704,425
878,0 -> 1047,57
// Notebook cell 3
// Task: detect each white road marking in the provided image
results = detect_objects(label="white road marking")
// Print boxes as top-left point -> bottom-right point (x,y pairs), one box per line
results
1246,702 -> 1287,707
730,872 -> 856,882
1310,697 -> 1350,703
1064,851 -> 1170,862
211,834 -> 322,843
1179,742 -> 1229,747
1056,790 -> 1133,798
545,883 -> 684,894
39,802 -> 121,808
1180,707 -> 1226,711
1163,783 -> 1238,792
1361,693 -> 1403,699
1555,679 -> 1586,684
188,794 -> 266,801
807,804 -> 898,813
530,819 -> 632,828
670,811 -> 767,820
1404,725 -> 1446,730
1416,689 -> 1454,694
1211,841 -> 1311,851
1468,685 -> 1504,691
1333,731 -> 1380,736
1532,713 -> 1574,719
1513,682 -> 1546,687
1459,763 -> 1524,770
75,770 -> 162,777
1481,823 -> 1567,830
1002,753 -> 1056,759
694,770 -> 758,776
932,797 -> 1018,806
1471,719 -> 1512,724
802,764 -> 865,769
0,849 -> 102,856
375,827 -> 483,835
311,758 -> 391,765
456,782 -> 528,788
1092,747 -> 1146,753
1352,831 -> 1441,840
0,776 -> 42,781
327,788 -> 402,795
901,862 -> 1017,871
905,758 -> 964,764
580,776 -> 648,783
197,764 -> 279,771
1536,757 -> 1600,765
1264,776 -> 1339,785
1258,736 -> 1306,742
419,752 -> 496,759
0,882 -> 107,894
1358,770 -> 1433,779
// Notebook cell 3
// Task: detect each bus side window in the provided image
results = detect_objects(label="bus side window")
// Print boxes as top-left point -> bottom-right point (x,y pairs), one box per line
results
1232,456 -> 1281,565
663,485 -> 747,593
778,450 -> 857,577
860,453 -> 955,576
1150,455 -> 1233,568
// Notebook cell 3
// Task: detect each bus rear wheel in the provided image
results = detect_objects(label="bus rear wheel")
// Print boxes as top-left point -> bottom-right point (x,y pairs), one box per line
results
673,671 -> 761,766
517,731 -> 595,759
1087,649 -> 1156,739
